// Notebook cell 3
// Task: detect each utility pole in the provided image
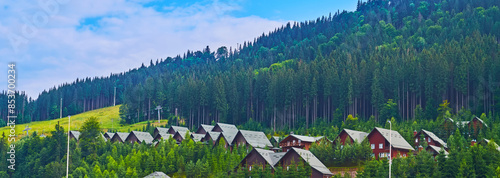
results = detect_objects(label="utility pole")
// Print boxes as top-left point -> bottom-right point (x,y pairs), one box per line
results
66,115 -> 71,178
113,87 -> 116,106
388,119 -> 392,178
155,105 -> 162,123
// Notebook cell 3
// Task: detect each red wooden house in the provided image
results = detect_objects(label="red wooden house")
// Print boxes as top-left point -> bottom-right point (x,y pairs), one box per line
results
367,127 -> 414,159
279,134 -> 326,152
333,129 -> 368,145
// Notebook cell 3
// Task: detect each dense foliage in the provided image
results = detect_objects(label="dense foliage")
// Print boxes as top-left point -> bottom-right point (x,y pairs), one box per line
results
1,0 -> 499,131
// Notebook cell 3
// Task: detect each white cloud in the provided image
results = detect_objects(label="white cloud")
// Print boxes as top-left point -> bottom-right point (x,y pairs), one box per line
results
0,0 -> 285,99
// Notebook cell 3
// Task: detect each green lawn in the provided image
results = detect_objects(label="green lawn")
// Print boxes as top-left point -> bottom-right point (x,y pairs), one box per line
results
0,105 -> 168,140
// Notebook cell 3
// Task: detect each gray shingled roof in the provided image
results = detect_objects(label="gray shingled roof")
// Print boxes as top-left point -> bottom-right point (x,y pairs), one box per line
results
236,130 -> 273,148
482,139 -> 500,152
127,131 -> 154,144
112,132 -> 130,142
270,136 -> 280,143
428,145 -> 449,155
342,129 -> 368,143
420,129 -> 447,148
175,131 -> 189,139
70,131 -> 80,140
254,148 -> 284,168
169,126 -> 189,133
198,124 -> 214,133
205,131 -> 221,141
155,127 -> 169,136
213,123 -> 239,133
191,133 -> 205,142
144,171 -> 170,178
219,131 -> 238,145
373,127 -> 415,151
104,132 -> 115,140
289,147 -> 333,175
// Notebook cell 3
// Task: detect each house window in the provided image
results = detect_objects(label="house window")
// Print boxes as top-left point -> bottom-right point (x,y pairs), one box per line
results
428,137 -> 431,142
371,144 -> 375,149
293,140 -> 296,145
298,140 -> 301,144
415,138 -> 418,143
340,145 -> 343,149
249,166 -> 252,171
287,166 -> 289,171
379,143 -> 383,149
371,153 -> 375,157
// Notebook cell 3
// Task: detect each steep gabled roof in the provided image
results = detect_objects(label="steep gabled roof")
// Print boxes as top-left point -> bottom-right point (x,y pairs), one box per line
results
218,131 -> 238,145
111,132 -> 129,142
191,133 -> 205,142
127,131 -> 154,144
371,127 -> 414,151
155,132 -> 173,140
174,131 -> 189,140
213,123 -> 239,133
339,129 -> 368,144
104,132 -> 115,140
154,127 -> 169,136
287,147 -> 333,175
70,131 -> 80,140
428,145 -> 449,155
197,124 -> 214,133
254,148 -> 283,168
419,129 -> 447,148
205,131 -> 221,140
235,130 -> 273,148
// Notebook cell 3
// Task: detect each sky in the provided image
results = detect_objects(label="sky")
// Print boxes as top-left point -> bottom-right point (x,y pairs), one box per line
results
1,0 -> 357,99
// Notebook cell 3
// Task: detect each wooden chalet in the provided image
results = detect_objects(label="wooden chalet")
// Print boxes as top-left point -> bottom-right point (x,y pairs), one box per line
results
212,122 -> 238,132
414,129 -> 447,149
103,132 -> 115,141
279,134 -> 325,152
196,124 -> 214,134
153,127 -> 169,139
125,131 -> 154,144
214,131 -> 238,149
153,132 -> 173,141
173,131 -> 189,143
110,132 -> 129,143
69,131 -> 80,140
167,126 -> 189,135
202,131 -> 221,145
232,130 -> 274,149
367,127 -> 414,159
234,148 -> 285,173
334,129 -> 368,145
277,147 -> 333,178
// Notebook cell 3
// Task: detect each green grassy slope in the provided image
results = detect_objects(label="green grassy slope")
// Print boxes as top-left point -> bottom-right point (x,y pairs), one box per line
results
0,105 -> 168,140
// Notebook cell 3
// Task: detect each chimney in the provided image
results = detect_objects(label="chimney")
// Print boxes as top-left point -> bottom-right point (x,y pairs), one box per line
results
471,139 -> 476,146
413,130 -> 417,136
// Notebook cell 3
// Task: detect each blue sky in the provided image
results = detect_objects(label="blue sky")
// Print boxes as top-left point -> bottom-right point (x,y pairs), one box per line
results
0,0 -> 356,99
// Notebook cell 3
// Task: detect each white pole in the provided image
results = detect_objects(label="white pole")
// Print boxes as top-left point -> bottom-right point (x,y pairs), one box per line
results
114,87 -> 116,106
66,115 -> 70,178
389,120 -> 392,178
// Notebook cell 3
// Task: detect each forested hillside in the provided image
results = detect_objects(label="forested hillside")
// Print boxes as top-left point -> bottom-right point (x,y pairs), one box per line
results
2,0 -> 499,130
